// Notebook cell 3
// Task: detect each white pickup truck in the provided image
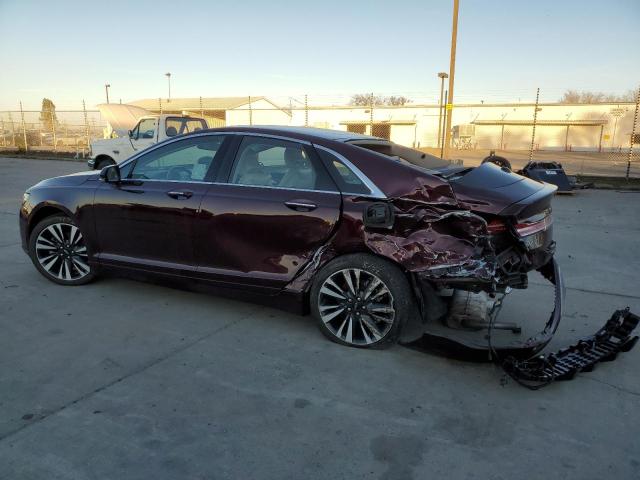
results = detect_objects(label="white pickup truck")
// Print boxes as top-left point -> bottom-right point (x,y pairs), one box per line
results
88,104 -> 208,170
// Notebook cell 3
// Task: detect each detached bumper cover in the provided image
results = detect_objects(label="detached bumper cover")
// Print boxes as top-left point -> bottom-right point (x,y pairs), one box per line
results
502,308 -> 639,388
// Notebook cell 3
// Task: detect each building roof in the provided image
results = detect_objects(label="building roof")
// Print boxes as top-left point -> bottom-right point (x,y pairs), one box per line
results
201,125 -> 382,143
129,96 -> 267,111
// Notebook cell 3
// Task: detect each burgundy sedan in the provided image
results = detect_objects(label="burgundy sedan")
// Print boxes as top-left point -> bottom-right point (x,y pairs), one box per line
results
19,126 -> 560,351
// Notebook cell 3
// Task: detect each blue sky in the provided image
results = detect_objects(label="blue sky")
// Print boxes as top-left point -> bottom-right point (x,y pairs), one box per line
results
0,0 -> 638,109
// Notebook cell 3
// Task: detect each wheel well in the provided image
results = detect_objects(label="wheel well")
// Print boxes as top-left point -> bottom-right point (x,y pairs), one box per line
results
27,206 -> 69,241
94,155 -> 114,168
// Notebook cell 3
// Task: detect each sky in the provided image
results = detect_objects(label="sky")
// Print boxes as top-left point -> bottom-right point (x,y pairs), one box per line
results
0,0 -> 638,109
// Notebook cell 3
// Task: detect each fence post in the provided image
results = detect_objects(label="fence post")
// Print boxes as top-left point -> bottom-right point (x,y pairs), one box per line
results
82,100 -> 90,152
199,96 -> 204,118
51,109 -> 57,152
529,88 -> 540,161
8,112 -> 15,147
159,98 -> 163,115
626,86 -> 640,180
304,94 -> 309,127
369,92 -> 374,136
248,95 -> 253,125
0,119 -> 5,147
19,101 -> 28,152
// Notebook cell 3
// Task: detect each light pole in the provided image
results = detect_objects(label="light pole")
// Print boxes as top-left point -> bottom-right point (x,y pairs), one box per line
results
104,84 -> 111,104
443,0 -> 459,160
437,72 -> 448,148
165,72 -> 171,102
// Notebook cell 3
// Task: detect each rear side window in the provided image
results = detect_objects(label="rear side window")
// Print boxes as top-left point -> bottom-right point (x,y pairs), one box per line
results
316,148 -> 371,195
229,136 -> 335,191
165,117 -> 208,137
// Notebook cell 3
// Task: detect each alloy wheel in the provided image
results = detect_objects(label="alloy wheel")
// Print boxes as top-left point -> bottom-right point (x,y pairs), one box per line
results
35,222 -> 90,281
317,268 -> 395,346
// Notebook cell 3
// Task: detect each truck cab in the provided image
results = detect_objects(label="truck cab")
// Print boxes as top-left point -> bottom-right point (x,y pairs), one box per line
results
88,104 -> 208,170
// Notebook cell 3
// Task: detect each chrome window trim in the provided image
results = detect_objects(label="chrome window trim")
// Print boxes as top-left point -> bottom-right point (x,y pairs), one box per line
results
209,182 -> 340,195
313,144 -> 387,199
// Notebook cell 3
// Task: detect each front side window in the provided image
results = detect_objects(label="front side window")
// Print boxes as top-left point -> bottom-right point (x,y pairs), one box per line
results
165,117 -> 208,137
316,148 -> 371,194
128,135 -> 227,181
229,136 -> 334,191
136,118 -> 157,140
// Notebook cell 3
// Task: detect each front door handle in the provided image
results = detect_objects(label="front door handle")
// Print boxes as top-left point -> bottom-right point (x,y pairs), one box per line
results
167,190 -> 193,199
284,200 -> 317,212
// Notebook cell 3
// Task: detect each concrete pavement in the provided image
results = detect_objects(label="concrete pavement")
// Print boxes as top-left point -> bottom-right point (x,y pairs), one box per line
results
1,157 -> 639,480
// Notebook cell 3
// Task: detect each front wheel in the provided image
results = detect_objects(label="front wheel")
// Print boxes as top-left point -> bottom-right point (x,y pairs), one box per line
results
310,254 -> 413,349
28,215 -> 96,285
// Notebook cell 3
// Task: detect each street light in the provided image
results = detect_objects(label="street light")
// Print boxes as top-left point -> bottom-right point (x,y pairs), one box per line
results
165,72 -> 171,102
104,84 -> 111,104
437,72 -> 448,149
443,0 -> 460,160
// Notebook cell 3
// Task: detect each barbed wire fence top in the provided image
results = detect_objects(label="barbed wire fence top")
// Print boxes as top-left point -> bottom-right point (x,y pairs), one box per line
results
1,87 -> 638,177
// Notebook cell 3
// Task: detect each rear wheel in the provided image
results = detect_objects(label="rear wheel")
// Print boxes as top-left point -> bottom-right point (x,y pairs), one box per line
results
310,254 -> 412,349
28,215 -> 96,285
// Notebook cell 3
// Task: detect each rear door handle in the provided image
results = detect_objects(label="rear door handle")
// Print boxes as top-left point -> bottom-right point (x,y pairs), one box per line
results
167,190 -> 193,199
284,200 -> 317,212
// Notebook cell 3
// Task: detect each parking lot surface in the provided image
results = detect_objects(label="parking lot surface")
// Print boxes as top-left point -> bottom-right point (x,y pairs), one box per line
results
1,157 -> 639,480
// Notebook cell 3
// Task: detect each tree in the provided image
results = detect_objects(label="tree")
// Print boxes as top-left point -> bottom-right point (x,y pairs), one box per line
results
39,98 -> 58,132
350,94 -> 411,106
559,90 -> 636,103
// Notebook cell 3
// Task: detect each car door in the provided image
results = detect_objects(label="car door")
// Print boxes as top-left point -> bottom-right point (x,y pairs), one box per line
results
93,134 -> 231,274
129,117 -> 158,152
195,135 -> 341,291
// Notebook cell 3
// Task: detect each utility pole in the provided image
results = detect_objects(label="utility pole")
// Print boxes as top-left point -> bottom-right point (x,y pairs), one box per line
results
437,72 -> 448,148
440,90 -> 448,159
442,0 -> 459,160
165,72 -> 171,102
105,84 -> 111,104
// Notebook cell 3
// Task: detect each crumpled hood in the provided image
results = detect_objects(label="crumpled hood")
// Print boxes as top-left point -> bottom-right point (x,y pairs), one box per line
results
97,103 -> 151,132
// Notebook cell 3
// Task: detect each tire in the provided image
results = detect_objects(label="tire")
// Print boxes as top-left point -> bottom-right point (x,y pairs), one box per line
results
481,155 -> 512,170
95,157 -> 115,170
28,215 -> 96,286
310,253 -> 413,349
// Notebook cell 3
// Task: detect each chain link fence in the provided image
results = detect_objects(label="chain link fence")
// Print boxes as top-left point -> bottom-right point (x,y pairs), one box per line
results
1,88 -> 638,177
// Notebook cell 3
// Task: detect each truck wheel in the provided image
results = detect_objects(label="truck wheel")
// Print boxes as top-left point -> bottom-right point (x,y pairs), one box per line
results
95,157 -> 115,170
310,253 -> 412,349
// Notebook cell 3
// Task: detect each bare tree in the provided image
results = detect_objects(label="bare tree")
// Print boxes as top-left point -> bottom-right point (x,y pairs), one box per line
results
559,90 -> 636,103
350,94 -> 411,106
39,98 -> 58,132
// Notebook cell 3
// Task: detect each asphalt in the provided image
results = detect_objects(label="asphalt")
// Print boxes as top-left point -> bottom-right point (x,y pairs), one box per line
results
0,157 -> 639,480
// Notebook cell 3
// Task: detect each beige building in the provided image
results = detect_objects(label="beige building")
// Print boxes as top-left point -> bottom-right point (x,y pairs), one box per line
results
127,96 -> 638,152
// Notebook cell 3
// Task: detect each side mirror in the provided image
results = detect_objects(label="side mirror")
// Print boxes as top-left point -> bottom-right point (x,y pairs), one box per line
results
128,130 -> 133,138
100,164 -> 121,183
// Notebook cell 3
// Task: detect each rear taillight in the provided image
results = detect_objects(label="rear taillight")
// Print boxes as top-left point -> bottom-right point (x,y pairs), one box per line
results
486,219 -> 508,235
515,214 -> 552,237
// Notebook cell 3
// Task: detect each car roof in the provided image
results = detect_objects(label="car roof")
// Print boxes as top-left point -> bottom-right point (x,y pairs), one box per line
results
196,125 -> 386,144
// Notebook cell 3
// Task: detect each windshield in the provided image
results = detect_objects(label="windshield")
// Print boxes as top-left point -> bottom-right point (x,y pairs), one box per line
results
347,140 -> 451,170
